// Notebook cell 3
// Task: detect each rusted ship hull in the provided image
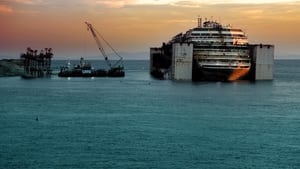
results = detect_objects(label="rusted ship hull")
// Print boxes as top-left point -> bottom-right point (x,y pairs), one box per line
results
193,67 -> 250,82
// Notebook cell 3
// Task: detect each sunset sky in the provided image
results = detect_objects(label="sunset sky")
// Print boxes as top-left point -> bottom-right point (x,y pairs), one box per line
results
1,0 -> 300,59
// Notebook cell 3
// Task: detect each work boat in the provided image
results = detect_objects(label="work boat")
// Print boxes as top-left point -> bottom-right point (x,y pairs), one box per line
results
58,22 -> 125,78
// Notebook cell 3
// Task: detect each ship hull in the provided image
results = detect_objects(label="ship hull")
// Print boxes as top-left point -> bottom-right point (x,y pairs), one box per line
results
150,68 -> 168,79
58,69 -> 125,78
193,66 -> 250,81
58,70 -> 106,77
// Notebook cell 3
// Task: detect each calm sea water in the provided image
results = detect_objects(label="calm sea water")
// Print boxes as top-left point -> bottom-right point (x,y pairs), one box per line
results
1,60 -> 300,169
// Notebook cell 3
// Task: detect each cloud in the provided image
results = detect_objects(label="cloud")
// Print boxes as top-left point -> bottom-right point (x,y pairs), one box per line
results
13,0 -> 43,5
5,0 -> 299,10
135,0 -> 174,5
94,0 -> 300,8
0,5 -> 13,14
1,0 -> 43,15
222,0 -> 297,4
171,1 -> 203,7
95,0 -> 135,8
166,19 -> 195,23
242,9 -> 264,14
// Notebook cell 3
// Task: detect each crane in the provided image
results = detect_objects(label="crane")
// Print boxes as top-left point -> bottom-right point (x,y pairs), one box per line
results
85,22 -> 124,76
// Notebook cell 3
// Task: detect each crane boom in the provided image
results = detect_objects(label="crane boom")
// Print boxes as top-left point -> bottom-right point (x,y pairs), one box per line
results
85,22 -> 125,77
85,22 -> 114,68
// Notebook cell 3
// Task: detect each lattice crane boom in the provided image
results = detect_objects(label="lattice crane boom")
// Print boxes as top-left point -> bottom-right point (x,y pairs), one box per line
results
85,22 -> 113,68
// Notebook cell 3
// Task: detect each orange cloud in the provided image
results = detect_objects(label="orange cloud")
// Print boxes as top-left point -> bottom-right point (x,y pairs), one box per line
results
13,0 -> 43,5
95,0 -> 135,8
95,0 -> 300,8
0,5 -> 13,14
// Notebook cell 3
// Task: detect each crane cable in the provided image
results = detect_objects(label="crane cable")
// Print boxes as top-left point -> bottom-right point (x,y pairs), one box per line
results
93,27 -> 123,68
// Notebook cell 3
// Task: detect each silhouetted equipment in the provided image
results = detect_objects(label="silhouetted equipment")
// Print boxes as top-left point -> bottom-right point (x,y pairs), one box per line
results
20,47 -> 53,78
58,22 -> 125,78
58,57 -> 107,77
85,22 -> 125,77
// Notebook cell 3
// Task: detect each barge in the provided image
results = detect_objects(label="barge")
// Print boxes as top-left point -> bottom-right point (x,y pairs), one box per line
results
58,22 -> 125,78
58,57 -> 124,77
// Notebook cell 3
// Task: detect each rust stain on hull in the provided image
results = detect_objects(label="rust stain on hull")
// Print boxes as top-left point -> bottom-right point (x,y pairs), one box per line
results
228,68 -> 250,81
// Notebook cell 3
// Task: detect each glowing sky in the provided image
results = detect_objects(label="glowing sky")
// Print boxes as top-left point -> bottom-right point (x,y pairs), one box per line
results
1,0 -> 300,59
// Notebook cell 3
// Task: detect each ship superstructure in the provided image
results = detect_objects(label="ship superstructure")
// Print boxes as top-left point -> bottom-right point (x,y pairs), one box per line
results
172,19 -> 250,81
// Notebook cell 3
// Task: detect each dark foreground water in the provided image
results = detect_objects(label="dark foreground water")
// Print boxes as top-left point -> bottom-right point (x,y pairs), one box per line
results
1,60 -> 300,169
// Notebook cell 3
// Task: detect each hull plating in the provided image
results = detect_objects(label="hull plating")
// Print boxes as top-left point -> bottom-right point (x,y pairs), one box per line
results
193,67 -> 250,81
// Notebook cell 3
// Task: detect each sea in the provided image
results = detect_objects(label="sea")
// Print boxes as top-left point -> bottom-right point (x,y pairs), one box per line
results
0,60 -> 300,169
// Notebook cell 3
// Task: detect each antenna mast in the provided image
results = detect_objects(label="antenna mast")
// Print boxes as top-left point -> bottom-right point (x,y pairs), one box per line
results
198,16 -> 202,28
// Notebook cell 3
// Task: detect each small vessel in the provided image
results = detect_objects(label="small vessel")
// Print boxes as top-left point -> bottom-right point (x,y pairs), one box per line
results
58,57 -> 106,77
58,22 -> 125,78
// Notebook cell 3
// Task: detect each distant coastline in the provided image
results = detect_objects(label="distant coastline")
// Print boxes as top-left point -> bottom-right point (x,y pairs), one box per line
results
0,59 -> 23,77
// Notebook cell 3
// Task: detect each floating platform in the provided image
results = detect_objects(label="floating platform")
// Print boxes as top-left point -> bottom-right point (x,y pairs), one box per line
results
58,57 -> 125,78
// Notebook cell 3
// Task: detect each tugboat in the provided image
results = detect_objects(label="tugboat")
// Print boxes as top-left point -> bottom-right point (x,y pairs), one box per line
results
58,22 -> 125,78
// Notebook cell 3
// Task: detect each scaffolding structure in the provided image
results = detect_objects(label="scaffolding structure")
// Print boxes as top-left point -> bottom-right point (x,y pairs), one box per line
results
20,47 -> 53,78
